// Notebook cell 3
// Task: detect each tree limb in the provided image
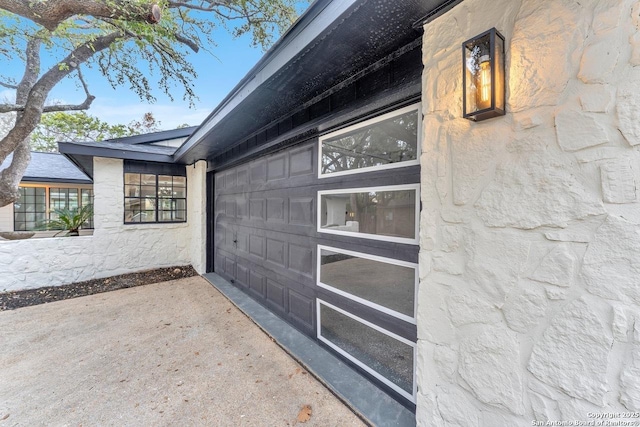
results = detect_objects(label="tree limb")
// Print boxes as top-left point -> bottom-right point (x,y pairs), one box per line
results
174,33 -> 199,53
0,80 -> 17,90
0,0 -> 161,31
0,31 -> 125,163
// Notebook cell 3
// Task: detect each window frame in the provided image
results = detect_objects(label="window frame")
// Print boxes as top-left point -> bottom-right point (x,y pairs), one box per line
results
317,245 -> 418,324
13,184 -> 94,232
123,172 -> 187,225
317,183 -> 420,245
317,103 -> 421,179
316,299 -> 417,403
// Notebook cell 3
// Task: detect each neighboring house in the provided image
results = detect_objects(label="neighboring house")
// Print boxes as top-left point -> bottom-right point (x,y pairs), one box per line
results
2,0 -> 635,424
0,152 -> 93,234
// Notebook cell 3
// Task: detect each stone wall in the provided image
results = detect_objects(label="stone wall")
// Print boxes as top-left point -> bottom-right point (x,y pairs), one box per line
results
0,157 -> 207,292
418,0 -> 640,425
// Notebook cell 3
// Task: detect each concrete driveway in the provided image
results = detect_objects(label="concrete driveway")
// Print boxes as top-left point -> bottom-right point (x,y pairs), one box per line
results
0,277 -> 365,426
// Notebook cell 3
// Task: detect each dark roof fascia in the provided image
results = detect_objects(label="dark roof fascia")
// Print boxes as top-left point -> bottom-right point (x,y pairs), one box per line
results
173,0 -> 357,163
105,126 -> 198,145
58,142 -> 175,164
21,177 -> 92,185
209,85 -> 422,172
61,153 -> 95,180
412,0 -> 464,27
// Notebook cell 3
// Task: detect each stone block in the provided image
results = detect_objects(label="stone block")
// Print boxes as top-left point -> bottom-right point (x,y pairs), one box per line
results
458,326 -> 524,414
441,225 -> 463,252
600,159 -> 637,203
465,228 -> 530,302
503,286 -> 548,333
432,253 -> 464,276
528,297 -> 612,406
417,281 -> 455,344
618,78 -> 640,146
555,109 -> 610,152
579,84 -> 615,112
435,386 -> 481,427
447,284 -> 502,327
475,154 -> 605,229
583,216 -> 640,304
530,244 -> 576,287
578,40 -> 620,84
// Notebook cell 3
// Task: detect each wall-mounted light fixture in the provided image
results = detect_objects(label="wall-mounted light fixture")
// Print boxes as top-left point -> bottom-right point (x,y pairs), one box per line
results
462,28 -> 505,121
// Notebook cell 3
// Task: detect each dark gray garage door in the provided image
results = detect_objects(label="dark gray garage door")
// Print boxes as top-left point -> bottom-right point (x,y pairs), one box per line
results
214,103 -> 420,403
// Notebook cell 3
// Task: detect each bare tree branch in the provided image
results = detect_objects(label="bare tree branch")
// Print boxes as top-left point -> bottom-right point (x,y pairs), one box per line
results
0,80 -> 17,90
174,33 -> 200,53
0,31 -> 125,162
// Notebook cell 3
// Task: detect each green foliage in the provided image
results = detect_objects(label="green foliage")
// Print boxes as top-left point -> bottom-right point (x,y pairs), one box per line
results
37,204 -> 94,237
0,0 -> 300,108
30,111 -> 160,152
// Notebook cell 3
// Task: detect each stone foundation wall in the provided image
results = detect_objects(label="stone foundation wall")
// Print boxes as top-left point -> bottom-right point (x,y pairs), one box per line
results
418,0 -> 640,424
0,157 -> 206,292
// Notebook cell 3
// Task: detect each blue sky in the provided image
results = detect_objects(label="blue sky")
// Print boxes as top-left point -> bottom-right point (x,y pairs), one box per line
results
1,3 -> 310,130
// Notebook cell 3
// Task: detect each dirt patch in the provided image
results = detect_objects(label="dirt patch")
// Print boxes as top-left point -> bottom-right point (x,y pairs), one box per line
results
0,266 -> 197,311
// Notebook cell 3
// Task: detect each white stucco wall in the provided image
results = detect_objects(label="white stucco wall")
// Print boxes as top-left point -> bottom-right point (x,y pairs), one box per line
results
0,203 -> 13,232
418,0 -> 640,425
0,157 -> 207,292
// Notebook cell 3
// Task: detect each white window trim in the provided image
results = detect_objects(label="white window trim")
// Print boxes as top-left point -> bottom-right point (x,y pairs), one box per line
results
318,103 -> 422,179
317,245 -> 418,324
316,299 -> 417,403
317,183 -> 420,245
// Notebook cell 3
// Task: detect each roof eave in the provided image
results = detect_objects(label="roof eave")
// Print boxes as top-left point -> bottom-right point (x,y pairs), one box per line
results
173,0 -> 358,163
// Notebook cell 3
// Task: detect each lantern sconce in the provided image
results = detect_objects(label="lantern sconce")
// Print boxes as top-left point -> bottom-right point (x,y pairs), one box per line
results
462,28 -> 506,121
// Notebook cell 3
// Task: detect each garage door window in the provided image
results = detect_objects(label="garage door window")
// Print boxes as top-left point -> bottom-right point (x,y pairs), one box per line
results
318,184 -> 419,244
317,300 -> 416,402
319,103 -> 420,178
318,246 -> 417,322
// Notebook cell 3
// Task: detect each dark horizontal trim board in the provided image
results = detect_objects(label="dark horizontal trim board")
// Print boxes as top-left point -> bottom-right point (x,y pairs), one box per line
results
124,160 -> 187,176
203,272 -> 416,427
21,177 -> 92,185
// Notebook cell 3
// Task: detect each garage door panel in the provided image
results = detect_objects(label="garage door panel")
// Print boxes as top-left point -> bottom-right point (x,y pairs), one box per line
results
288,288 -> 315,328
266,278 -> 286,310
249,270 -> 265,296
266,197 -> 286,223
235,250 -> 315,292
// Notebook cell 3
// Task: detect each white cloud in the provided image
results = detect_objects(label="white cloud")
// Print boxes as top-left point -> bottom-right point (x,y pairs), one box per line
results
0,89 -> 16,103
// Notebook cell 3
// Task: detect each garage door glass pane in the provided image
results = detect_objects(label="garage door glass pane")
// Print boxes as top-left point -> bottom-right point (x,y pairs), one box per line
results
319,187 -> 417,241
320,108 -> 418,176
320,248 -> 416,318
319,301 -> 414,398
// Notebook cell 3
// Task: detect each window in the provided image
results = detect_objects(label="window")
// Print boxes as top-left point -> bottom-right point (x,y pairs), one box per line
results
81,189 -> 94,229
319,103 -> 420,178
124,173 -> 186,223
14,187 -> 46,231
318,246 -> 418,323
14,185 -> 93,231
318,184 -> 419,244
317,300 -> 416,402
49,188 -> 79,220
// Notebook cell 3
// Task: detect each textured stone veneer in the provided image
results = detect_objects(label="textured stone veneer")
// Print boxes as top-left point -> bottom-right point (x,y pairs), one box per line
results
0,157 -> 207,292
418,0 -> 640,424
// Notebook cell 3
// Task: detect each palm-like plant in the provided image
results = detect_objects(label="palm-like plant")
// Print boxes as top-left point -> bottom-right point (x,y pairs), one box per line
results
39,205 -> 94,237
